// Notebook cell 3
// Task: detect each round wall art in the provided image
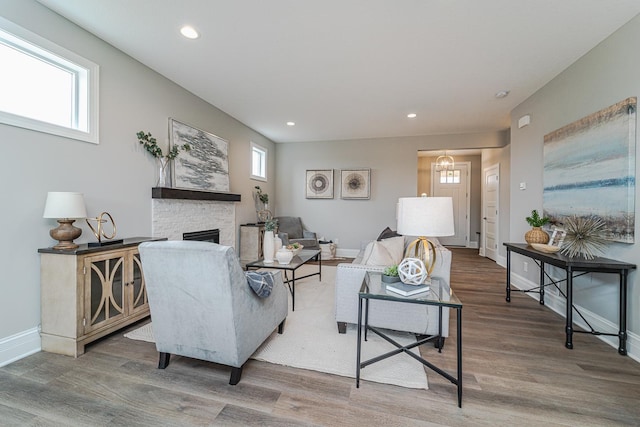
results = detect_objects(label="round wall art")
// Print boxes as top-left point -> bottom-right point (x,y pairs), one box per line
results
340,169 -> 371,199
305,170 -> 334,198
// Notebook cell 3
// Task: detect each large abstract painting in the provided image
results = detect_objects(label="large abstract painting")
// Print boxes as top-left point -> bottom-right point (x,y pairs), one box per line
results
170,119 -> 229,192
543,97 -> 636,243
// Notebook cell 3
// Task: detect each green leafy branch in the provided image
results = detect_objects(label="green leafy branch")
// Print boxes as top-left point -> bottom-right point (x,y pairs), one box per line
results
136,131 -> 191,160
525,209 -> 550,227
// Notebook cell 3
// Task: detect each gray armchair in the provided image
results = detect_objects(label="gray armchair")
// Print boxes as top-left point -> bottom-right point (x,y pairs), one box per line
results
275,216 -> 319,249
138,240 -> 288,385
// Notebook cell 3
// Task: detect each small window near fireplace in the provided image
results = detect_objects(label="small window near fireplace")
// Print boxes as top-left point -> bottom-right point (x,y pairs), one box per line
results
183,229 -> 220,243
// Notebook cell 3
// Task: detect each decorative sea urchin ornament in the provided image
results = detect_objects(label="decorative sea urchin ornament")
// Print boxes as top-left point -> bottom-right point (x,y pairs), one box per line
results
560,215 -> 608,260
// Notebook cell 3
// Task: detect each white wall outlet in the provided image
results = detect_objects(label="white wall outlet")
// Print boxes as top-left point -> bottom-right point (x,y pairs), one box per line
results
519,182 -> 527,190
523,261 -> 528,272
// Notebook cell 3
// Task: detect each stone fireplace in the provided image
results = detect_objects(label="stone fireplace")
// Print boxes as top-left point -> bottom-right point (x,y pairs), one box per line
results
151,187 -> 241,247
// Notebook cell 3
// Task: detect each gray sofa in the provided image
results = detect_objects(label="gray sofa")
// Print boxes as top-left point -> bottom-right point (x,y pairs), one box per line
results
334,235 -> 452,338
138,240 -> 288,385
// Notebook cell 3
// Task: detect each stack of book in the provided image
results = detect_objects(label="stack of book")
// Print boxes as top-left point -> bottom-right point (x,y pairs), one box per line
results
385,281 -> 430,297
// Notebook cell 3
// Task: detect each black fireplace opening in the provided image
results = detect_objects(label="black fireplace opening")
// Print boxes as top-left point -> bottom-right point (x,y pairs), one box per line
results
183,229 -> 220,243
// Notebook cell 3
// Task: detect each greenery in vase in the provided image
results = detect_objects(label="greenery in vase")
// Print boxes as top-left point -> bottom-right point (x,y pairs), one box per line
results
264,218 -> 278,232
525,209 -> 550,227
383,265 -> 399,277
254,186 -> 269,204
136,131 -> 191,160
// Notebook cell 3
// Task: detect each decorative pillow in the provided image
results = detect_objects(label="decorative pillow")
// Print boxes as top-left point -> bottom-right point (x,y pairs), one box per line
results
376,226 -> 401,241
362,236 -> 405,266
245,271 -> 276,298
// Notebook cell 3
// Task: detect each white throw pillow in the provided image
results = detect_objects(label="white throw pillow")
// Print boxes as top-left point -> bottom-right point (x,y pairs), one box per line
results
362,236 -> 405,266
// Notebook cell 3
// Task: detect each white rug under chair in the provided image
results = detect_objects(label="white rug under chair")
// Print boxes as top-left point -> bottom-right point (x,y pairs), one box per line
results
124,265 -> 428,389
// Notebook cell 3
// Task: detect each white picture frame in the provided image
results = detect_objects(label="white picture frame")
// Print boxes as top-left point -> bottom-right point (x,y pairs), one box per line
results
341,169 -> 371,199
306,170 -> 334,199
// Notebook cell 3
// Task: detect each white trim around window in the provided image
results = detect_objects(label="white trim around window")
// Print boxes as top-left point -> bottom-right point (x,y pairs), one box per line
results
0,16 -> 99,144
250,142 -> 268,181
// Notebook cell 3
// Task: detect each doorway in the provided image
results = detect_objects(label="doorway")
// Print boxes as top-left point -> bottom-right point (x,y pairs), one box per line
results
431,162 -> 470,247
482,164 -> 499,261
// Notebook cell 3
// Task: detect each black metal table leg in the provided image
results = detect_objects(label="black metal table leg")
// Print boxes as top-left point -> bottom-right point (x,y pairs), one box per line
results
456,307 -> 462,408
356,295 -> 363,388
506,248 -> 511,302
619,270 -> 628,355
539,261 -> 545,305
565,267 -> 573,349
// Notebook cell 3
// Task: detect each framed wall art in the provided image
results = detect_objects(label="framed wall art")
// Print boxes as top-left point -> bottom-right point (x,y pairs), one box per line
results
341,168 -> 370,199
170,118 -> 230,192
543,97 -> 636,243
306,169 -> 334,199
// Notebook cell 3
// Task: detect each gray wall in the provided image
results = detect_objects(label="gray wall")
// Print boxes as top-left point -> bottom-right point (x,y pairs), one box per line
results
510,15 -> 640,343
0,1 -> 275,342
274,132 -> 508,251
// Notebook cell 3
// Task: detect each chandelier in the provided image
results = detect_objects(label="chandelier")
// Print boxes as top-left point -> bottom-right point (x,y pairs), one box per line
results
435,152 -> 455,171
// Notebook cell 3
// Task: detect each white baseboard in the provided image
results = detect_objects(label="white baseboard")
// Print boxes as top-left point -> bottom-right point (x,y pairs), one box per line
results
336,248 -> 359,258
0,327 -> 41,367
510,272 -> 640,363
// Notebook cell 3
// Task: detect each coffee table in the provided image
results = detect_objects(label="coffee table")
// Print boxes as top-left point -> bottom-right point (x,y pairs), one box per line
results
357,272 -> 463,407
245,249 -> 321,311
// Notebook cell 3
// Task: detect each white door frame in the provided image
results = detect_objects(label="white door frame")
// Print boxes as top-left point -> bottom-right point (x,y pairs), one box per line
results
431,161 -> 471,247
481,163 -> 500,260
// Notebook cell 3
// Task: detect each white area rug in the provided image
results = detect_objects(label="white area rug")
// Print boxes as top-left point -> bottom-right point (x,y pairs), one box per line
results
124,265 -> 428,389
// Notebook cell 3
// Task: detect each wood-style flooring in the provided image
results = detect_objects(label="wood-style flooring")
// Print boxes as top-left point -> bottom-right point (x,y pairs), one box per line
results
2,248 -> 639,426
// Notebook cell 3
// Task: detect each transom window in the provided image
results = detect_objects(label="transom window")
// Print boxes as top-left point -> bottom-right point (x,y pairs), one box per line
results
439,169 -> 461,184
0,17 -> 99,143
251,142 -> 267,181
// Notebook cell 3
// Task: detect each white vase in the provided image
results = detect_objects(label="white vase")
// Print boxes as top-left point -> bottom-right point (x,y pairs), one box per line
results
263,230 -> 275,263
276,248 -> 294,265
157,157 -> 170,187
274,235 -> 283,253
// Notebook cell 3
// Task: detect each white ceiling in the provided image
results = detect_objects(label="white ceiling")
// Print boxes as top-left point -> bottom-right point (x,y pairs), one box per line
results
37,0 -> 640,143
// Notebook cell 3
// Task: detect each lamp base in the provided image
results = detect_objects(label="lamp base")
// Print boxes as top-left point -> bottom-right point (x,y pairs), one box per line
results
50,219 -> 82,250
404,236 -> 438,277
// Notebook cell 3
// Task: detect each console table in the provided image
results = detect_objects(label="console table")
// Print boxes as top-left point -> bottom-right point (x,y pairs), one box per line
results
504,243 -> 636,354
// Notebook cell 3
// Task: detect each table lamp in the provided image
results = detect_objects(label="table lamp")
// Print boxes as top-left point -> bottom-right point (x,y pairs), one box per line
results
396,196 -> 454,279
43,192 -> 88,250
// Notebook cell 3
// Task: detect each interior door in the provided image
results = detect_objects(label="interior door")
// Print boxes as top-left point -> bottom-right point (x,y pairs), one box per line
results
431,162 -> 469,247
482,164 -> 499,260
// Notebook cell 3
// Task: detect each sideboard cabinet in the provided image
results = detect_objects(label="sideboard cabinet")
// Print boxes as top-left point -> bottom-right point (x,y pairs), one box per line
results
38,237 -> 164,357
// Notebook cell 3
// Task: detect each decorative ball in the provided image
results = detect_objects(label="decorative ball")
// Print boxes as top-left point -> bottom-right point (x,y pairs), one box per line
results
397,258 -> 427,285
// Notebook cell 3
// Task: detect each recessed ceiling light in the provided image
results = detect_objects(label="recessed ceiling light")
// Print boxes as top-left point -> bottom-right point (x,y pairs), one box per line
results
495,90 -> 510,99
180,26 -> 199,39
407,113 -> 417,118
286,121 -> 295,126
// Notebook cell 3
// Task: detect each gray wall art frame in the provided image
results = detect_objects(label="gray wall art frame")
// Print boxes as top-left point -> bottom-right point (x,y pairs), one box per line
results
341,168 -> 371,199
543,97 -> 636,243
170,118 -> 230,192
306,169 -> 334,199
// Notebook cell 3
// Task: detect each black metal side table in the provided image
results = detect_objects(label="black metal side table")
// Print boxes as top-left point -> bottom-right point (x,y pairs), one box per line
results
356,272 -> 463,407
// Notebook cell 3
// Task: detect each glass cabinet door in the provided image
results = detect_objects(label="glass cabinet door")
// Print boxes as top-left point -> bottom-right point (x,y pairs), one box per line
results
83,252 -> 127,333
128,251 -> 149,315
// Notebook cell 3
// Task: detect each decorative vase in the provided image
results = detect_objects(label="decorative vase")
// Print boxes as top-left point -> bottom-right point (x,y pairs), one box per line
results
525,227 -> 550,246
381,274 -> 401,283
157,157 -> 170,187
274,235 -> 283,253
276,248 -> 294,265
263,230 -> 275,263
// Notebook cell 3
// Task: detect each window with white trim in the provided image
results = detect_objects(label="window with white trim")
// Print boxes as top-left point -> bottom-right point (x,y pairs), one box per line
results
251,142 -> 267,181
439,169 -> 461,184
0,17 -> 99,143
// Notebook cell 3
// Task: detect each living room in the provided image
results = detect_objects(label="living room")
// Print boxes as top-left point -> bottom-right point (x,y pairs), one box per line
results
2,0 -> 640,422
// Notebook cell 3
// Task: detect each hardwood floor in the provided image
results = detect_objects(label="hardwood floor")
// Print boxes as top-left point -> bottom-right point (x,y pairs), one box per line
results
2,248 -> 639,426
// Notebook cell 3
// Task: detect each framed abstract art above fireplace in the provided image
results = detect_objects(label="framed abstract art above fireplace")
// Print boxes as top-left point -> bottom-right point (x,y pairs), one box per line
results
170,118 -> 230,192
543,97 -> 636,243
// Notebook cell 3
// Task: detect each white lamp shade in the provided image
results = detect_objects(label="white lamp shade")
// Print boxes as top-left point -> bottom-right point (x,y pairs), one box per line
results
396,196 -> 454,237
43,192 -> 87,219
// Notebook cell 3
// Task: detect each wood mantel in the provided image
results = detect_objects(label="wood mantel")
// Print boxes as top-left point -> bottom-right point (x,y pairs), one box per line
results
152,187 -> 241,202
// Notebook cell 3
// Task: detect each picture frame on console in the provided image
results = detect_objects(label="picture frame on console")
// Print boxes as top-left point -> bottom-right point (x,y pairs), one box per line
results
170,118 -> 230,192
